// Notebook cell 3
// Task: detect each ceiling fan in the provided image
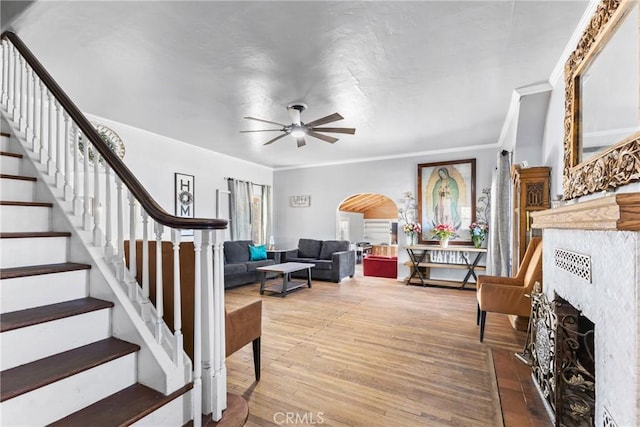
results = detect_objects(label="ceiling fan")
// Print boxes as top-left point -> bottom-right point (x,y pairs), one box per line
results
241,103 -> 356,147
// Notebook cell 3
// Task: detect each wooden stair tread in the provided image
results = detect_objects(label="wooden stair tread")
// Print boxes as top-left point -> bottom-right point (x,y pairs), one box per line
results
0,151 -> 22,158
0,173 -> 36,182
1,262 -> 90,279
0,297 -> 114,332
0,200 -> 52,207
50,382 -> 193,426
0,338 -> 140,402
0,231 -> 71,239
0,132 -> 10,138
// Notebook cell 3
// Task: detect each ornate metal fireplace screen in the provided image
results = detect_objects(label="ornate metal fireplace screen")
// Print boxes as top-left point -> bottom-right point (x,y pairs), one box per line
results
529,291 -> 595,426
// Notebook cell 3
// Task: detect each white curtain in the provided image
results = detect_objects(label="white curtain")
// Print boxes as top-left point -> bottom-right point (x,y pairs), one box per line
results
261,184 -> 272,245
487,150 -> 512,276
227,178 -> 253,241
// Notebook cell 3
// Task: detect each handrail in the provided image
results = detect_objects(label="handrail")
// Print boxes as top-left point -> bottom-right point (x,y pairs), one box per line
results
1,31 -> 227,230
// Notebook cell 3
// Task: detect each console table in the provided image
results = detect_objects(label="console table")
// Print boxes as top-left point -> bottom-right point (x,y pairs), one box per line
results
404,245 -> 487,289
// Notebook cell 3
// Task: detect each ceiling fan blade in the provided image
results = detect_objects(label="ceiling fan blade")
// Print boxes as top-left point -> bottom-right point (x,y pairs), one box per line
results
310,127 -> 356,135
263,133 -> 289,146
296,136 -> 307,148
244,116 -> 288,127
240,129 -> 283,133
305,112 -> 344,128
307,131 -> 339,143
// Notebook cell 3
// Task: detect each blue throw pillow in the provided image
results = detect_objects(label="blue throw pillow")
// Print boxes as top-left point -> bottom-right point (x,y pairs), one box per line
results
249,244 -> 267,261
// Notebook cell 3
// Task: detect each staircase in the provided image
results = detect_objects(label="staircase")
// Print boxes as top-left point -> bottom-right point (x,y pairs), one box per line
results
0,130 -> 192,425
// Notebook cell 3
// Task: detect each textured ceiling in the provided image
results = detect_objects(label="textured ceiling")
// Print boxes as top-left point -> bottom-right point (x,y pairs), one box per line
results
2,1 -> 588,169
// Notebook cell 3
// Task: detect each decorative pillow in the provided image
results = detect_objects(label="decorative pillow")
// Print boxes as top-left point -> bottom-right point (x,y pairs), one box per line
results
249,244 -> 268,261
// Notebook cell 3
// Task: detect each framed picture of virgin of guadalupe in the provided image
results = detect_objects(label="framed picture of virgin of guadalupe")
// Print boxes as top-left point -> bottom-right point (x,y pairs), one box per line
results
417,159 -> 476,244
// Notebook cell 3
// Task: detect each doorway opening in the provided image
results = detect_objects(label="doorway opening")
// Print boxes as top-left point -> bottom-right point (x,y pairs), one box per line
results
337,193 -> 399,265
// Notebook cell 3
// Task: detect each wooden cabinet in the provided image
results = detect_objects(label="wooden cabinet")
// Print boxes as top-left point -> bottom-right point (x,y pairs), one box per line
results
511,166 -> 550,274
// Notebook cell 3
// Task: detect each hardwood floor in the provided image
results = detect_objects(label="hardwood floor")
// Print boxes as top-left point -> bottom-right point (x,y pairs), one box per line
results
224,274 -> 533,426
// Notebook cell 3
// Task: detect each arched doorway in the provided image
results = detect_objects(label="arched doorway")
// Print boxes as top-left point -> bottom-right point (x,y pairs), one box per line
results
336,193 -> 398,261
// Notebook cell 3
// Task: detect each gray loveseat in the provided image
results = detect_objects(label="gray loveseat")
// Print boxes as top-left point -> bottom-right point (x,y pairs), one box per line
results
283,238 -> 355,283
224,240 -> 276,289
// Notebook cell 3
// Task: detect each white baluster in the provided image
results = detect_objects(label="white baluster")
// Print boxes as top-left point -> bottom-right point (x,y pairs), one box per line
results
127,190 -> 138,301
25,67 -> 32,144
38,82 -> 47,163
9,44 -> 16,119
72,124 -> 82,215
82,130 -> 91,230
140,211 -> 151,321
154,222 -> 165,341
63,113 -> 73,201
171,229 -> 184,366
17,56 -> 25,132
55,102 -> 64,188
192,231 -> 203,426
8,43 -> 13,114
212,232 -> 227,419
115,176 -> 125,280
104,164 -> 115,260
47,92 -> 56,176
201,230 -> 217,417
1,40 -> 8,107
11,46 -> 18,120
93,147 -> 103,246
31,73 -> 39,152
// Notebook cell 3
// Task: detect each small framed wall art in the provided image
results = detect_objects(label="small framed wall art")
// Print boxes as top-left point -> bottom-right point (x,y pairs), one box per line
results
290,195 -> 311,208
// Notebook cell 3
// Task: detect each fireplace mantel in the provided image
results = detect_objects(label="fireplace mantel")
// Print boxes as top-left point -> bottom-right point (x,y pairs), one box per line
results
531,192 -> 640,231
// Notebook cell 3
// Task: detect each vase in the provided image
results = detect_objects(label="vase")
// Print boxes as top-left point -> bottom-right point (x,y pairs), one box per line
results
406,233 -> 414,246
405,233 -> 419,245
440,238 -> 449,248
472,235 -> 484,249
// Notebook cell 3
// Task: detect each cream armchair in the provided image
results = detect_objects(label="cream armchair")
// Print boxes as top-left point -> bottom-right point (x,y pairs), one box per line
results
476,237 -> 542,342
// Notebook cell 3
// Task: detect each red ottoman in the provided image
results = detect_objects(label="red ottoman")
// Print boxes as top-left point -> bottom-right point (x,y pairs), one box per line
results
363,255 -> 398,278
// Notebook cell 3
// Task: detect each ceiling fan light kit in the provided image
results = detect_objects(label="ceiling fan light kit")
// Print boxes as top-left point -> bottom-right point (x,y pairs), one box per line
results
241,102 -> 355,147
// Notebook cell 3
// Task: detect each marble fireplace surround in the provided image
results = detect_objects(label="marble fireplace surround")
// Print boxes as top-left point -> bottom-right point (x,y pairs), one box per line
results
531,193 -> 640,426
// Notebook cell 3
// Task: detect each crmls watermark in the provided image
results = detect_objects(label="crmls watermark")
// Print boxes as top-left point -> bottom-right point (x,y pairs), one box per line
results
273,411 -> 325,425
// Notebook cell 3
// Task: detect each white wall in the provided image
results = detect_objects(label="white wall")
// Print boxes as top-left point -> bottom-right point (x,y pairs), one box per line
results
336,211 -> 364,242
85,114 -> 273,219
273,148 -> 498,278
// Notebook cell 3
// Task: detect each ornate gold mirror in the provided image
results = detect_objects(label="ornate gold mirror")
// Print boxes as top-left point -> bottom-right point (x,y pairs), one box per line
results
563,0 -> 640,199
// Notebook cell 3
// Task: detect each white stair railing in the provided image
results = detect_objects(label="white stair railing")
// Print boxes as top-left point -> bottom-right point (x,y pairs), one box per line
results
1,32 -> 229,423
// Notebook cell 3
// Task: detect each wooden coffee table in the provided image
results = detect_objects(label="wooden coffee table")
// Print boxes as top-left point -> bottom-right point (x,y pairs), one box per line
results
257,262 -> 315,297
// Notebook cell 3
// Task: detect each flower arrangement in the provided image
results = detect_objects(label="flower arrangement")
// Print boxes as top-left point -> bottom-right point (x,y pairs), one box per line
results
469,222 -> 488,248
403,222 -> 422,235
431,223 -> 457,240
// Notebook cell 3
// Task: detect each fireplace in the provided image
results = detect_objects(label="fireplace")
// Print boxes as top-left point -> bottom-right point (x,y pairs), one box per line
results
529,291 -> 595,425
529,194 -> 640,427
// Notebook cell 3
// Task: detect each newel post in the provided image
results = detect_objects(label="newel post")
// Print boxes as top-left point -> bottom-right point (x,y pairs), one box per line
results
200,230 -> 227,420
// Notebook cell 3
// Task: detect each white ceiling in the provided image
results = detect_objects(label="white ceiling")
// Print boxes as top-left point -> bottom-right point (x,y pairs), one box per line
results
2,1 -> 588,169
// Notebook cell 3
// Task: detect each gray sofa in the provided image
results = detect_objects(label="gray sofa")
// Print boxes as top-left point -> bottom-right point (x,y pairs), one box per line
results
224,240 -> 276,289
283,238 -> 355,283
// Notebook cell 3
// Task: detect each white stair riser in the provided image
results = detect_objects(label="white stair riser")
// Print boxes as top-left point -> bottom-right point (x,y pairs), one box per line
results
0,155 -> 21,175
0,177 -> 35,202
0,204 -> 50,232
1,309 -> 111,371
132,390 -> 192,426
0,270 -> 89,314
0,353 -> 137,426
0,136 -> 13,152
0,236 -> 68,268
